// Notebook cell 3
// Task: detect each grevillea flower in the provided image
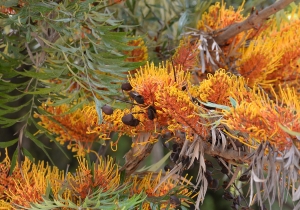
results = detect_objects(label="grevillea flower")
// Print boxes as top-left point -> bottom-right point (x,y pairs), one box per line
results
236,35 -> 283,87
197,2 -> 247,53
2,153 -> 66,208
86,62 -> 206,146
34,102 -> 99,156
125,37 -> 148,63
222,87 -> 300,150
190,69 -> 254,107
129,62 -> 189,105
172,37 -> 200,71
127,170 -> 194,209
155,85 -> 208,142
67,155 -> 120,199
0,150 -> 23,207
85,104 -> 159,145
264,18 -> 300,88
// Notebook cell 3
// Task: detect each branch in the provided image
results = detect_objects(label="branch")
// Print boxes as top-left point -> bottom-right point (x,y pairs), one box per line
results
214,0 -> 295,46
203,142 -> 252,164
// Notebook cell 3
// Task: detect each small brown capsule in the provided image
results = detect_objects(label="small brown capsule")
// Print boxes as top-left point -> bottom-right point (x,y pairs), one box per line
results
239,174 -> 250,182
134,95 -> 144,104
101,105 -> 113,115
209,178 -> 219,190
147,105 -> 156,120
172,143 -> 179,152
170,195 -> 181,207
129,91 -> 144,104
130,118 -> 140,127
164,164 -> 173,172
122,114 -> 134,126
121,82 -> 133,91
204,170 -> 213,183
223,191 -> 234,200
205,160 -> 214,168
221,167 -> 229,175
170,152 -> 179,163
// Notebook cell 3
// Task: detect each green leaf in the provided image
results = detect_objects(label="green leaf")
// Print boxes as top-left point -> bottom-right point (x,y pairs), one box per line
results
95,97 -> 104,124
0,138 -> 18,148
9,149 -> 18,175
22,147 -> 34,162
25,130 -> 54,165
138,151 -> 172,172
278,123 -> 300,137
229,96 -> 237,108
200,101 -> 231,111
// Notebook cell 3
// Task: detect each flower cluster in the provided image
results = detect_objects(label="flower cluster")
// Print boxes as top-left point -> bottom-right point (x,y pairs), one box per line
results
0,150 -> 192,209
197,2 -> 246,54
34,102 -> 99,156
222,87 -> 300,150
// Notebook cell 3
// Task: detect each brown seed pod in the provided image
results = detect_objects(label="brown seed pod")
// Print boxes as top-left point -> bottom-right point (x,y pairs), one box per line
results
204,170 -> 213,183
239,174 -> 250,182
164,164 -> 173,172
122,114 -> 134,125
209,178 -> 219,190
205,160 -> 214,168
101,104 -> 113,115
170,152 -> 179,163
223,191 -> 234,200
121,82 -> 133,91
121,114 -> 140,127
129,91 -> 144,104
170,195 -> 181,207
130,118 -> 140,126
147,105 -> 156,120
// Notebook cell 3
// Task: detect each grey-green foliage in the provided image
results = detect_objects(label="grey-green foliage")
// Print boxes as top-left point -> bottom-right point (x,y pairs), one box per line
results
0,0 -> 143,164
115,0 -> 212,63
18,185 -> 147,210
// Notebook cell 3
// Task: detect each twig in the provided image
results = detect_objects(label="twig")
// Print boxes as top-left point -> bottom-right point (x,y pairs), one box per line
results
214,0 -> 295,46
203,142 -> 252,165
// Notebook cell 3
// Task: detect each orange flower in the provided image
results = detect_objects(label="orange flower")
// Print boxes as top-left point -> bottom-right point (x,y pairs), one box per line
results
34,101 -> 98,156
191,69 -> 253,107
197,2 -> 247,54
236,36 -> 283,87
125,37 -> 148,63
3,154 -> 66,208
222,87 -> 300,150
68,155 -> 120,199
172,37 -> 200,71
127,170 -> 194,209
155,85 -> 208,141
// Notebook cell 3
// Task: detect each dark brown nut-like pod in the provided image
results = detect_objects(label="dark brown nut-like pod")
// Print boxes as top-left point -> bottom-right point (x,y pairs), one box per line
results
101,105 -> 113,115
129,91 -> 144,104
121,82 -> 133,91
122,114 -> 134,126
147,105 -> 156,120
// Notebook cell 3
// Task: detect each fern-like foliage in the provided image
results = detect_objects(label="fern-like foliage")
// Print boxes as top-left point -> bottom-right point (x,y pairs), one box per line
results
0,0 -> 142,164
18,185 -> 146,210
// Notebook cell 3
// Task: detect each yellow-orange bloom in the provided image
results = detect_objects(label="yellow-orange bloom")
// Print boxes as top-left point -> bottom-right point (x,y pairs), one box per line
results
222,87 -> 300,150
237,36 -> 283,87
127,170 -> 194,209
197,2 -> 247,54
155,85 -> 208,141
2,154 -> 67,208
34,102 -> 98,156
125,37 -> 148,63
67,155 -> 120,199
172,37 -> 200,71
191,69 -> 253,107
